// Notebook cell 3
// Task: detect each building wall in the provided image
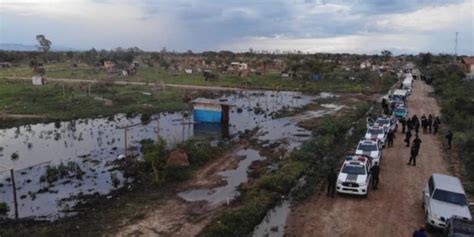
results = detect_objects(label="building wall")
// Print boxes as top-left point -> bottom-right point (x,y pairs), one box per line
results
193,103 -> 222,123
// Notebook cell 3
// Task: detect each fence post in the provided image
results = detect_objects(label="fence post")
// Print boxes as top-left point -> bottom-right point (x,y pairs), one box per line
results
10,169 -> 18,220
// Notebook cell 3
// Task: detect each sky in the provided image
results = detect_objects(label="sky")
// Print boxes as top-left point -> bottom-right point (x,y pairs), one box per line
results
0,0 -> 473,54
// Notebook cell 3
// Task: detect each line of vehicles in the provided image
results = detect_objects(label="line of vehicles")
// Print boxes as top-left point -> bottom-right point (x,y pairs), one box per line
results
334,71 -> 474,235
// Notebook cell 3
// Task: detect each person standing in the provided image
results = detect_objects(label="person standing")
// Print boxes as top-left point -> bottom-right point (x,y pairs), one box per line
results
387,130 -> 396,148
413,135 -> 422,150
408,135 -> 422,166
412,115 -> 420,135
413,226 -> 428,237
327,168 -> 338,198
427,114 -> 433,133
371,165 -> 380,190
405,129 -> 412,147
446,130 -> 453,150
406,117 -> 413,132
433,116 -> 441,134
400,117 -> 406,134
421,114 -> 427,134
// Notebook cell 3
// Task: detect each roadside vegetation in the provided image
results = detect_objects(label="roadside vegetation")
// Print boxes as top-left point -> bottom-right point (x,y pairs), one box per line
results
200,101 -> 370,237
422,61 -> 474,193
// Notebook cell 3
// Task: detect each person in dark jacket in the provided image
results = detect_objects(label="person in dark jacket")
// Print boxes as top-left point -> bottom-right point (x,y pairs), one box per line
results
427,114 -> 433,133
387,130 -> 396,148
400,117 -> 407,134
421,114 -> 427,133
413,226 -> 428,237
327,168 -> 338,198
406,117 -> 413,131
446,130 -> 453,150
405,129 -> 412,147
371,165 -> 380,190
413,135 -> 422,150
412,115 -> 420,135
408,145 -> 419,166
433,116 -> 441,134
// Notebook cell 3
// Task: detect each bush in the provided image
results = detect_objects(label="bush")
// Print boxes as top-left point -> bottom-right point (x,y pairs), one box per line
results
0,202 -> 9,215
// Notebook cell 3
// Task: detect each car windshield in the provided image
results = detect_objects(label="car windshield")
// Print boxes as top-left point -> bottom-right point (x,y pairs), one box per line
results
433,189 -> 467,206
376,119 -> 390,125
342,164 -> 366,175
358,143 -> 378,151
368,128 -> 384,134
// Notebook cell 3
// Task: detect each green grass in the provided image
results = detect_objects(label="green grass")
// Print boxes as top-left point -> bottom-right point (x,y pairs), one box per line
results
0,80 -> 186,125
0,64 -> 398,94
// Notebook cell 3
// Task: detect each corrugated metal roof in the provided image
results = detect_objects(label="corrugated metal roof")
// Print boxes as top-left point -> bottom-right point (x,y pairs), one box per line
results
191,98 -> 234,106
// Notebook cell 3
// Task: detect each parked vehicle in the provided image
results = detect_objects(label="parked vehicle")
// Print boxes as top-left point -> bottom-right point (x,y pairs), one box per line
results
422,174 -> 472,229
392,89 -> 409,102
336,155 -> 372,196
374,116 -> 398,133
444,217 -> 474,237
392,106 -> 408,119
355,139 -> 382,166
364,125 -> 387,146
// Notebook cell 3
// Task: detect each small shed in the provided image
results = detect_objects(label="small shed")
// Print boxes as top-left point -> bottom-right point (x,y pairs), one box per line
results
32,76 -> 47,85
191,98 -> 233,124
0,62 -> 11,68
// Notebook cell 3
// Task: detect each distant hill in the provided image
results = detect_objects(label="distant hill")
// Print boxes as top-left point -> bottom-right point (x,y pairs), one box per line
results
0,43 -> 77,51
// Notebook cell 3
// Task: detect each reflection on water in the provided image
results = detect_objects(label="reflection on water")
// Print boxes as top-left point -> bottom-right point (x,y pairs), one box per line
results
0,90 -> 339,220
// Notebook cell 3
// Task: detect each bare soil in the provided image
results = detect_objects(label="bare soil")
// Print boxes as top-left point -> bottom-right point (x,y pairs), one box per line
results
114,145 -> 247,237
285,80 -> 452,237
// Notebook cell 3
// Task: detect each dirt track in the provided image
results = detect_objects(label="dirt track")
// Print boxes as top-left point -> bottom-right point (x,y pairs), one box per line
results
285,80 -> 451,237
115,146 -> 247,237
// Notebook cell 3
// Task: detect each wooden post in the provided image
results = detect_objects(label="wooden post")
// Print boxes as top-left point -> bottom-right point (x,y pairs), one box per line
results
124,128 -> 128,157
10,169 -> 18,220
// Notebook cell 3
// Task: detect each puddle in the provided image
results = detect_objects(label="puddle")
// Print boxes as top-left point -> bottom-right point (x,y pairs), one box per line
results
252,200 -> 290,237
0,90 -> 341,220
178,148 -> 264,206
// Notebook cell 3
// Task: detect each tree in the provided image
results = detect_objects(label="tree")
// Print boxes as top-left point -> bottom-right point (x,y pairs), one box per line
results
36,34 -> 52,63
419,53 -> 432,67
381,50 -> 392,62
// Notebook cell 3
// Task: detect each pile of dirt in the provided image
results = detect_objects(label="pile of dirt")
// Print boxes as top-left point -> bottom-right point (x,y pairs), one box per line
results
167,149 -> 190,167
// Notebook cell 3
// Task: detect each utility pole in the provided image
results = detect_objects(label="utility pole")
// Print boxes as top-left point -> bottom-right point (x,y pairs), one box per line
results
454,32 -> 459,62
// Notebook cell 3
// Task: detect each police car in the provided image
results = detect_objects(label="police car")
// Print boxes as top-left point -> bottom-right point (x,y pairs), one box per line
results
355,139 -> 382,166
374,116 -> 397,133
364,125 -> 387,146
336,155 -> 372,196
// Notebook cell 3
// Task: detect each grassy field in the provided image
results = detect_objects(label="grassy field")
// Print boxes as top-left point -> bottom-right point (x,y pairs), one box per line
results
0,64 -> 398,94
0,80 -> 186,127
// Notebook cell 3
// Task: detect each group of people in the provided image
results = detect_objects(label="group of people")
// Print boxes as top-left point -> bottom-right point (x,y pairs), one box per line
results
398,114 -> 441,136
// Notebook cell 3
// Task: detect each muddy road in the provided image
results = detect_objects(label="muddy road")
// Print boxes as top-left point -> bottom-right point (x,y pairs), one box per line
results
285,80 -> 451,236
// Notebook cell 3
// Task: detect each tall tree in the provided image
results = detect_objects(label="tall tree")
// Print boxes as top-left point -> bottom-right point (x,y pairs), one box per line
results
36,34 -> 52,63
381,50 -> 392,62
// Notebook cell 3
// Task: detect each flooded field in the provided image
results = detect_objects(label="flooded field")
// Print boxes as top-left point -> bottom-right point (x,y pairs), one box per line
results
0,89 -> 341,221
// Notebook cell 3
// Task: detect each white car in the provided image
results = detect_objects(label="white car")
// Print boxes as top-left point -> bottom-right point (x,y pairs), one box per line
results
374,116 -> 397,133
355,139 -> 382,166
364,126 -> 387,146
336,155 -> 372,196
422,173 -> 472,229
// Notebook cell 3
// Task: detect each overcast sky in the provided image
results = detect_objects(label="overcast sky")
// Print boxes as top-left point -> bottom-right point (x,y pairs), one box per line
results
0,0 -> 473,54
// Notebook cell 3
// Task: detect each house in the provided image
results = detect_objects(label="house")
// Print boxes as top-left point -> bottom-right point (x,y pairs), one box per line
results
462,57 -> 474,74
0,62 -> 11,68
32,76 -> 47,85
360,60 -> 372,69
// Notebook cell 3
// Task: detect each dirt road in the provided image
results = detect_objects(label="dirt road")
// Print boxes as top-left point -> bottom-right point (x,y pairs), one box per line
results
5,76 -> 248,92
285,80 -> 451,237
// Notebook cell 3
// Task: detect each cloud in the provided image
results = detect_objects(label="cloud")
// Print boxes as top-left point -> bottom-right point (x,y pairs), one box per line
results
0,0 -> 472,54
